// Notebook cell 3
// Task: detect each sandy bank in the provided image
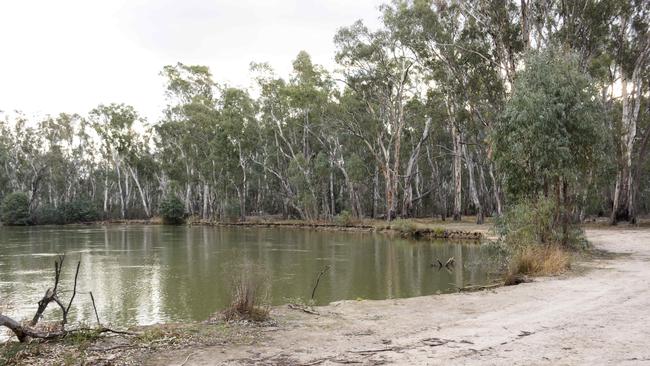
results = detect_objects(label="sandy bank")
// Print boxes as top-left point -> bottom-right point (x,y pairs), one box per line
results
150,228 -> 650,365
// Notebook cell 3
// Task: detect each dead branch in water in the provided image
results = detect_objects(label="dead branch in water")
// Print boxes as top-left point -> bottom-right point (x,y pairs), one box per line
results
311,265 -> 331,300
90,291 -> 101,326
444,257 -> 455,268
0,254 -> 130,343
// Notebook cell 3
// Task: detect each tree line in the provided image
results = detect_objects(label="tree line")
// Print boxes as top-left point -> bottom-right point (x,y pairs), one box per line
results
0,0 -> 648,225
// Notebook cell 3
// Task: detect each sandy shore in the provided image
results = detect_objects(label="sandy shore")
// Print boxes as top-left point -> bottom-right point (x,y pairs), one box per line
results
149,227 -> 650,365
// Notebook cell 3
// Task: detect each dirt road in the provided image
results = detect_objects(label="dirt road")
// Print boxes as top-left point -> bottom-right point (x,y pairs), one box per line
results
150,228 -> 650,365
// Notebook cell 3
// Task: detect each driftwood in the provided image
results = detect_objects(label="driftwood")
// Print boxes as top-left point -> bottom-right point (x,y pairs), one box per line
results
444,257 -> 455,268
287,303 -> 319,315
455,283 -> 502,292
431,257 -> 455,270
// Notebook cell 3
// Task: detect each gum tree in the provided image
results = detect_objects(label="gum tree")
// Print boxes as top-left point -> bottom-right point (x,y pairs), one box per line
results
493,48 -> 606,243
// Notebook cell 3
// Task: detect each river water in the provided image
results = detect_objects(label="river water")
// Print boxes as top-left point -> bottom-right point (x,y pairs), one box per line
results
0,225 -> 501,329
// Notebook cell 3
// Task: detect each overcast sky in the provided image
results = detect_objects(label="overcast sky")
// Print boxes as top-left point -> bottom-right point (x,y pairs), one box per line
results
0,0 -> 383,123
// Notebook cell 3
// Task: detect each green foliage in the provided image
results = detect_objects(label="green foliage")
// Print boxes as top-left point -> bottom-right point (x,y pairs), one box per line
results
159,195 -> 185,224
493,48 -> 606,198
61,200 -> 99,223
1,192 -> 31,225
496,196 -> 587,250
32,200 -> 99,225
334,210 -> 354,226
432,227 -> 446,237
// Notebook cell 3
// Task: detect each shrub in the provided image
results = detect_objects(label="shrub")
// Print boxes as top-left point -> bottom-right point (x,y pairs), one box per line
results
496,196 -> 583,284
60,200 -> 99,223
222,265 -> 270,322
505,245 -> 571,284
31,200 -> 99,225
391,219 -> 419,237
495,196 -> 587,250
1,192 -> 31,225
334,210 -> 354,226
31,205 -> 64,225
159,196 -> 185,224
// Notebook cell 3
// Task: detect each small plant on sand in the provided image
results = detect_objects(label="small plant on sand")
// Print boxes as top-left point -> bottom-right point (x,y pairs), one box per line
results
222,264 -> 270,322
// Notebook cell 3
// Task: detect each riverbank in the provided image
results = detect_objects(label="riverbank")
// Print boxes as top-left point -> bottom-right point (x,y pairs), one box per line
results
99,216 -> 493,240
146,227 -> 650,365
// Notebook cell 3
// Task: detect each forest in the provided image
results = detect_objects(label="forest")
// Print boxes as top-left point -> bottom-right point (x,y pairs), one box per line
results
0,0 -> 648,225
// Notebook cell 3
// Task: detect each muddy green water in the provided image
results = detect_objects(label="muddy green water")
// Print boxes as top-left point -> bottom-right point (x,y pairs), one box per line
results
0,225 -> 501,328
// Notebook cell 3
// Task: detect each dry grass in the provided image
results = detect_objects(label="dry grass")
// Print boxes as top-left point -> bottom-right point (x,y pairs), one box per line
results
505,245 -> 571,285
222,270 -> 270,322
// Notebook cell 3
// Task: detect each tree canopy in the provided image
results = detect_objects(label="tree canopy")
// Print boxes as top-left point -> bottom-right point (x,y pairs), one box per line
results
0,0 -> 648,225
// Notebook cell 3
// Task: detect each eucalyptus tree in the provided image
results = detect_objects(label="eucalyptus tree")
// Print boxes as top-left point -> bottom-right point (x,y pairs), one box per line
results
493,48 -> 606,243
157,63 -> 219,216
90,103 -> 150,218
253,52 -> 333,220
334,20 -> 420,220
39,113 -> 79,207
607,0 -> 650,224
383,0 -> 508,223
9,117 -> 47,210
219,87 -> 258,220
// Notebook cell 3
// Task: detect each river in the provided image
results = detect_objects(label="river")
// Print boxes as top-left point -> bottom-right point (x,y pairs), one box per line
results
0,225 -> 501,328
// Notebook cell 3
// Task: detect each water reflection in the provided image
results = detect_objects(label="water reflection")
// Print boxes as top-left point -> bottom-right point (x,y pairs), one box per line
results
0,225 -> 500,329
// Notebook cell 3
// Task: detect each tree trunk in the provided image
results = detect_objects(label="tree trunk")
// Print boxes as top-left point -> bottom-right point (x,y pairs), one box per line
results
402,118 -> 431,218
103,172 -> 109,215
463,145 -> 484,224
489,162 -> 502,216
128,166 -> 150,217
452,125 -> 462,221
202,183 -> 210,220
611,38 -> 649,224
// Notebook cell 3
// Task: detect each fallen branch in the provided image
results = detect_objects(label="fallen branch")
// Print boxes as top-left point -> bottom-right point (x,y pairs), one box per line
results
444,257 -> 455,268
456,283 -> 502,292
0,314 -> 67,342
0,255 -> 116,343
288,303 -> 319,315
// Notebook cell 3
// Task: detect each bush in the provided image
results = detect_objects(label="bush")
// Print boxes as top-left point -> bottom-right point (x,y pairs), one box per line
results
1,192 -> 31,225
32,199 -> 99,225
391,219 -> 419,237
496,196 -> 581,284
495,196 -> 587,249
222,265 -> 270,322
61,200 -> 99,223
334,210 -> 354,226
31,205 -> 63,225
159,195 -> 185,224
504,245 -> 571,284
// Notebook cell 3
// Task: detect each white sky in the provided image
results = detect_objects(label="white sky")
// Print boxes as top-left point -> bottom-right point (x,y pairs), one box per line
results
0,0 -> 383,123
